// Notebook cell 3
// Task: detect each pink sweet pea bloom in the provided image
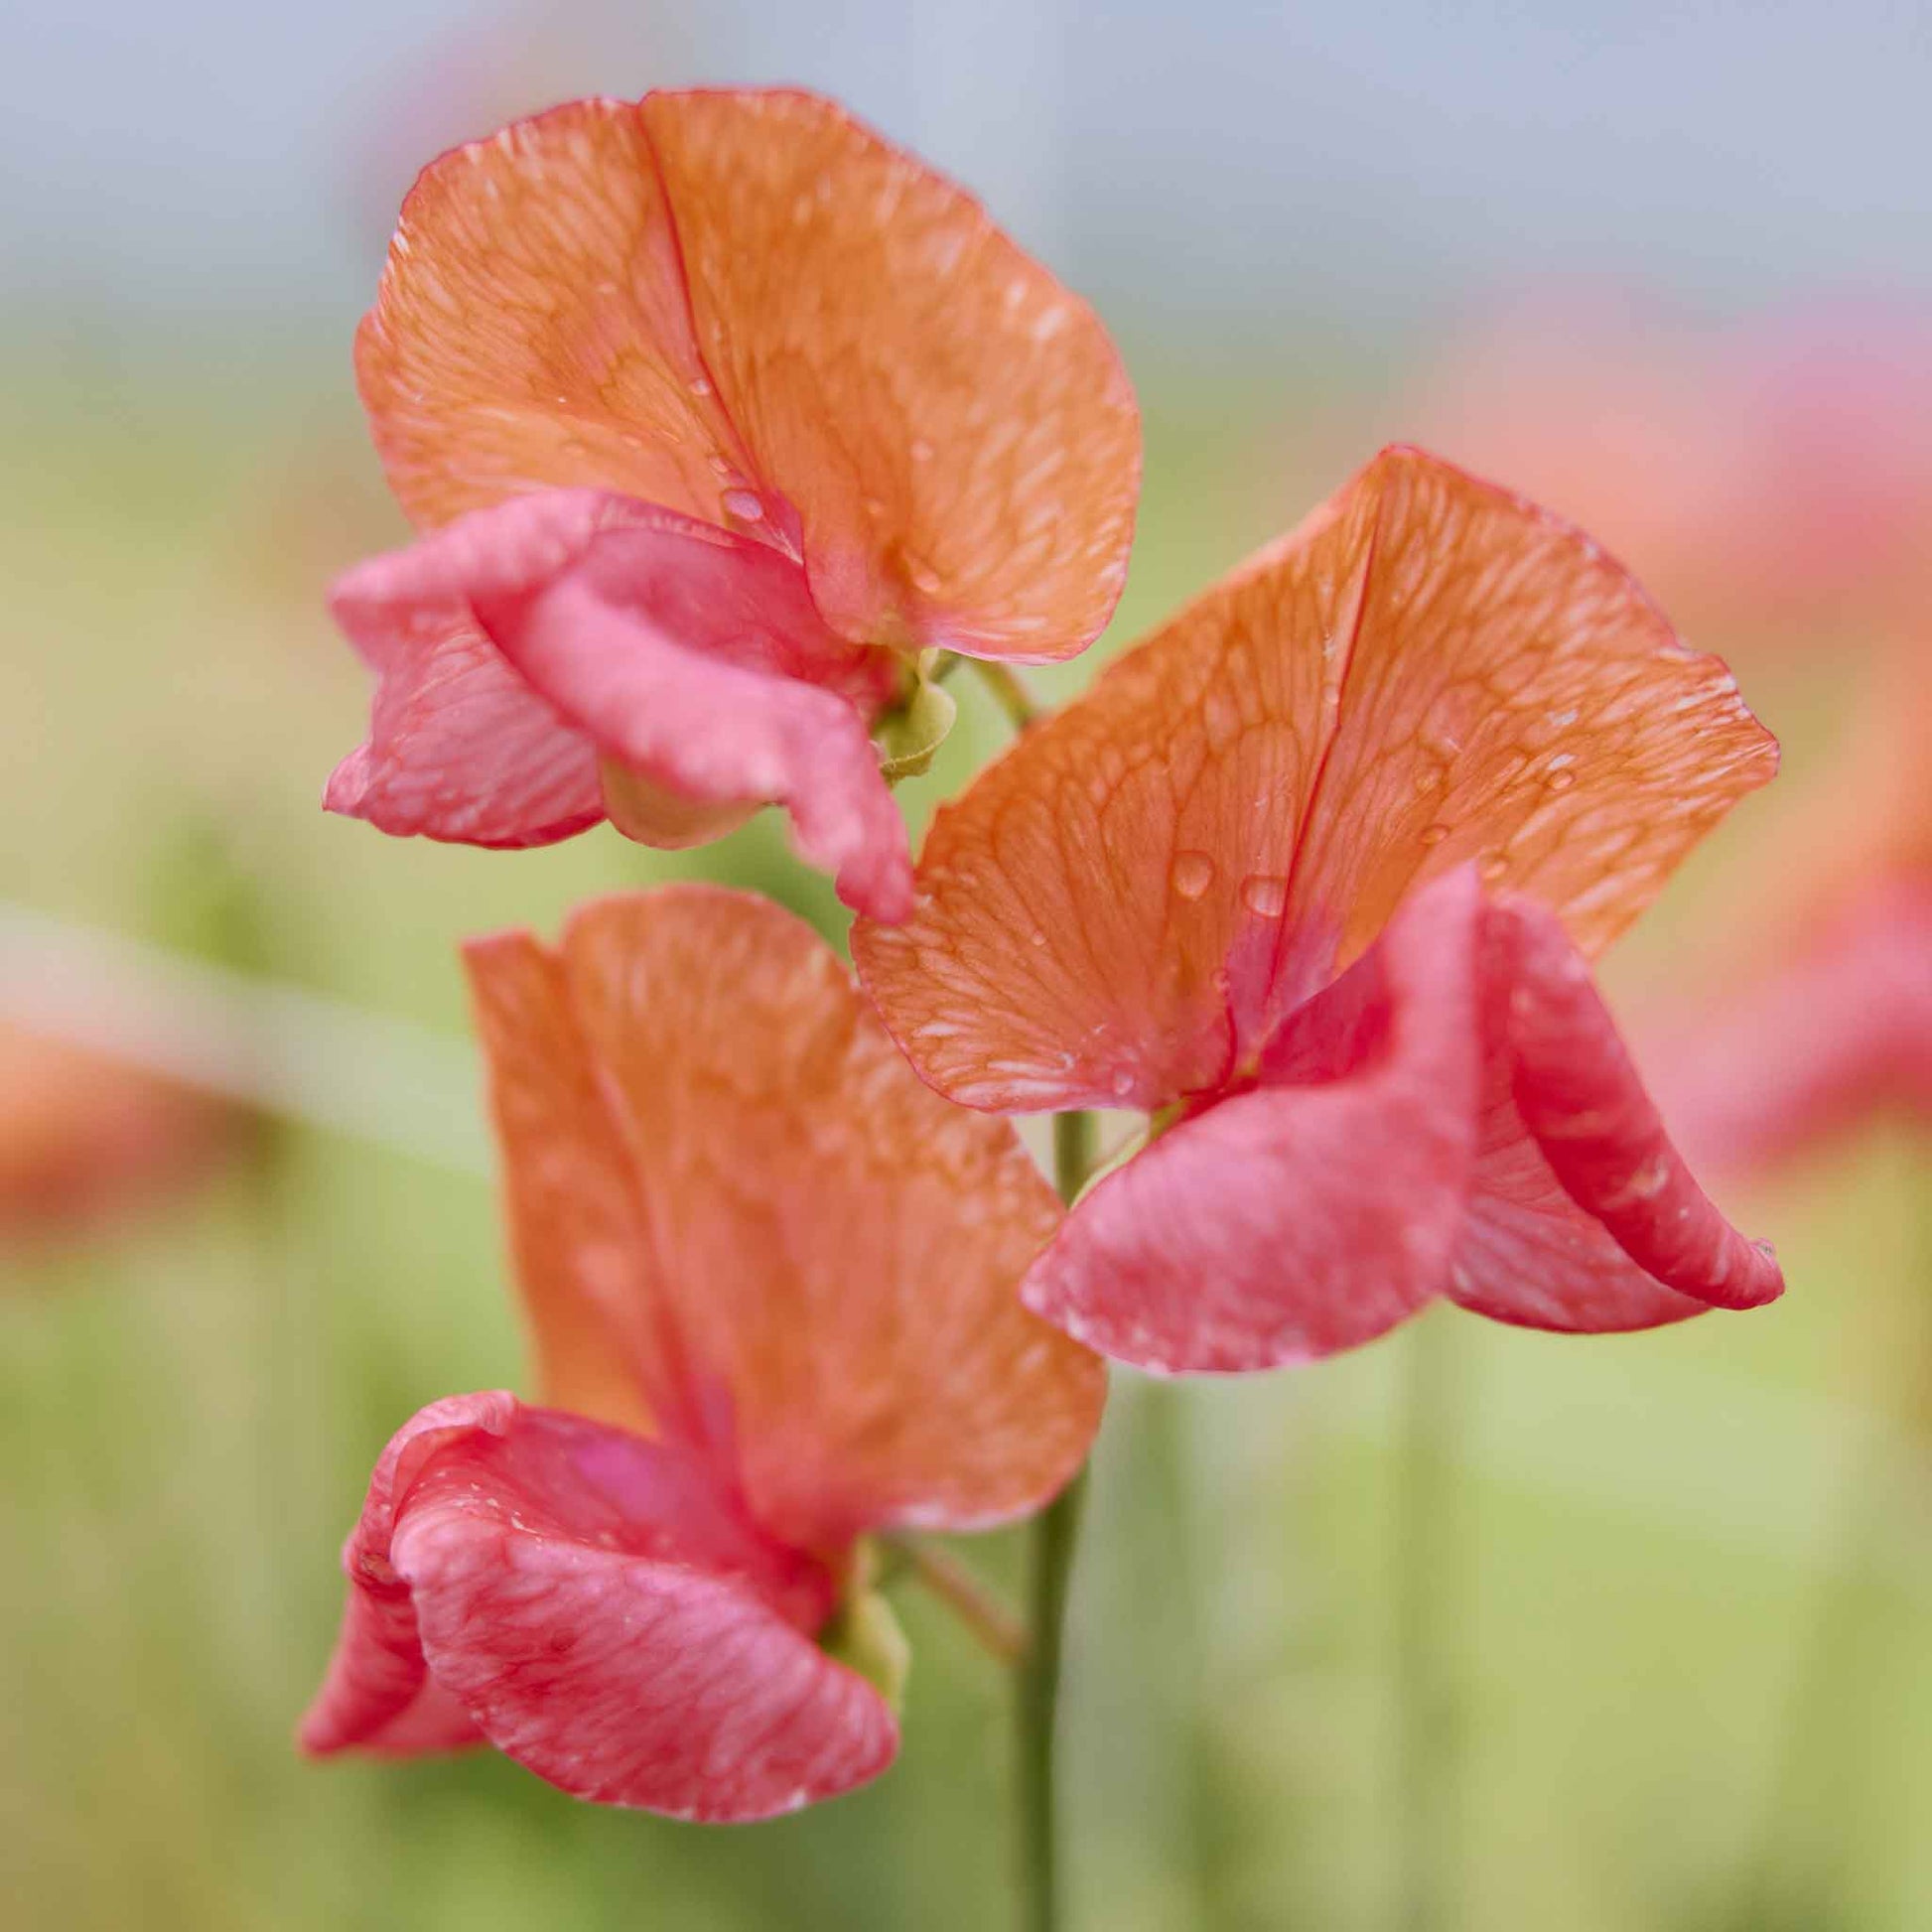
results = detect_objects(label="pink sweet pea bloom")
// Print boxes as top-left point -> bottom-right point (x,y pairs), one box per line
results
1661,648 -> 1932,1173
855,447 -> 1784,1373
325,89 -> 1140,921
299,888 -> 1103,1818
1417,293 -> 1932,650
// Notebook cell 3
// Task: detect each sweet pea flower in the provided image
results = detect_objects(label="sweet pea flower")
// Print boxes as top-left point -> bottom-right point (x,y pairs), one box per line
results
1660,646 -> 1932,1174
325,89 -> 1140,921
854,446 -> 1785,1372
1417,294 -> 1932,651
298,887 -> 1103,1818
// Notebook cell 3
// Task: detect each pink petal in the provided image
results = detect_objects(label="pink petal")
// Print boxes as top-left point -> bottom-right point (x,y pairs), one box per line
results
332,489 -> 912,920
300,1394 -> 895,1820
1448,1091 -> 1716,1335
1022,869 -> 1483,1371
323,617 -> 605,848
297,1393 -> 512,1756
1451,896 -> 1783,1326
490,571 -> 910,922
1658,882 -> 1932,1177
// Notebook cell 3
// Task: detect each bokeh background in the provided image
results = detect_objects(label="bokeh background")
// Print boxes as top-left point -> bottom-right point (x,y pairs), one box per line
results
5,3 -> 1930,1927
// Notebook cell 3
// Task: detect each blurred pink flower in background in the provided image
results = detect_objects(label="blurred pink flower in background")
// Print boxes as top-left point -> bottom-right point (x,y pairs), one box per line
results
1660,644 -> 1932,1175
1415,289 -> 1932,650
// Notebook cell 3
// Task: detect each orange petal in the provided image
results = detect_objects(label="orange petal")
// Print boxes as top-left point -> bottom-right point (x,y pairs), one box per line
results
1282,447 -> 1779,968
357,91 -> 1139,660
462,936 -> 664,1437
855,445 -> 1776,1114
357,98 -> 750,532
465,888 -> 1103,1551
639,89 -> 1138,658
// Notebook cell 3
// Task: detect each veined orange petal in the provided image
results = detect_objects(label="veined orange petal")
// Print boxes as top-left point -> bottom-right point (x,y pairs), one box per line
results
463,938 -> 665,1437
357,90 -> 1138,660
466,888 -> 1103,1552
639,88 -> 1138,658
1283,447 -> 1778,969
357,99 -> 746,531
856,446 -> 1776,1114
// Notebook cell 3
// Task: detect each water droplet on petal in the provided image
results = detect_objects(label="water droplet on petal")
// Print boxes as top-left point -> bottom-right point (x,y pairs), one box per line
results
1170,851 -> 1215,901
1240,874 -> 1288,918
1029,930 -> 1048,948
722,487 -> 764,522
1478,853 -> 1509,885
1110,1069 -> 1135,1099
1419,823 -> 1450,849
910,437 -> 934,463
1545,768 -> 1577,793
689,375 -> 713,397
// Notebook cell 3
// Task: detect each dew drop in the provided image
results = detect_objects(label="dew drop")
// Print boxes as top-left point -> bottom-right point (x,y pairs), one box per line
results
1110,1069 -> 1135,1099
1544,768 -> 1577,793
1478,853 -> 1509,884
722,487 -> 765,522
1419,823 -> 1450,848
910,437 -> 934,463
1240,874 -> 1288,918
1029,930 -> 1048,948
1170,850 -> 1215,901
689,375 -> 713,398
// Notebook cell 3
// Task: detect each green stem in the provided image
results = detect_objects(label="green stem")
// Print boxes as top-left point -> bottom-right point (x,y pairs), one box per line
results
1016,1109 -> 1097,1932
973,660 -> 1043,734
1396,1312 -> 1464,1932
1731,1147 -> 1932,1926
883,1533 -> 1028,1665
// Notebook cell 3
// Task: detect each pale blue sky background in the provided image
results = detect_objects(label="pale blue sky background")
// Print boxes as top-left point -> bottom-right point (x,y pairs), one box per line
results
2,0 -> 1928,347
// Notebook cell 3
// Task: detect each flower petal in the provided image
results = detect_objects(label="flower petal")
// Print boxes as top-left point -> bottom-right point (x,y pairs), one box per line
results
1658,883 -> 1932,1178
355,98 -> 749,532
464,889 -> 1104,1550
301,1395 -> 892,1820
298,1393 -> 510,1757
1449,896 -> 1782,1326
332,489 -> 909,917
323,615 -> 604,849
856,445 -> 1774,1113
1022,870 -> 1482,1371
357,91 -> 1137,658
1281,447 -> 1779,970
638,87 -> 1139,659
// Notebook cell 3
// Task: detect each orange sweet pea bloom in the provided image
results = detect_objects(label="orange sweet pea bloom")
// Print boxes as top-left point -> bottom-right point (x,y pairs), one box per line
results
325,89 -> 1140,919
856,446 -> 1784,1371
302,888 -> 1103,1818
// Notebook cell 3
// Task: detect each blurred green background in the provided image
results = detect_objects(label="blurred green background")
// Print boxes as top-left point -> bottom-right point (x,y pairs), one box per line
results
4,2 -> 1930,1927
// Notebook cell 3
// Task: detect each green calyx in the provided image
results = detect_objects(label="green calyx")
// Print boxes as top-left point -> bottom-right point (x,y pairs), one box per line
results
820,1540 -> 912,1711
872,658 -> 959,782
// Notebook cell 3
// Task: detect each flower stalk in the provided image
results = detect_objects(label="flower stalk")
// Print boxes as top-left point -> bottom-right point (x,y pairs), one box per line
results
1016,1108 -> 1099,1932
1396,1312 -> 1466,1932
